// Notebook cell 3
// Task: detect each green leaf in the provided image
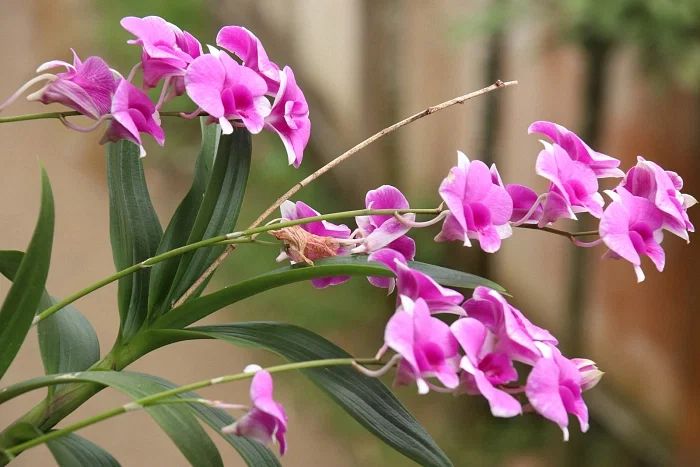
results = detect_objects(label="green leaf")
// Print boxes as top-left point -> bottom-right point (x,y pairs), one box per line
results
163,128 -> 252,309
106,140 -> 163,339
140,374 -> 281,467
155,256 -> 504,330
45,432 -> 121,467
0,165 -> 54,379
172,323 -> 453,467
0,372 -> 223,467
0,250 -> 100,395
0,422 -> 120,466
148,120 -> 221,317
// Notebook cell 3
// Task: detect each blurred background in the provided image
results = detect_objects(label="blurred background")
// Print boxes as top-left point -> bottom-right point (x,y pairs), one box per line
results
1,0 -> 699,465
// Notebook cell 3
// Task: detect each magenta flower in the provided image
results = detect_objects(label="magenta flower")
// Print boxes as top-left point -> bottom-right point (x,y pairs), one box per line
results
217,26 -> 281,94
462,287 -> 558,366
264,67 -> 310,168
451,317 -> 522,417
121,16 -> 202,98
222,370 -> 288,455
536,142 -> 605,221
620,156 -> 695,242
385,297 -> 461,394
526,350 -> 589,441
529,121 -> 623,178
490,165 -> 544,224
368,249 -> 464,313
352,185 -> 416,257
0,50 -> 117,120
571,358 -> 604,391
99,79 -> 165,157
279,200 -> 352,288
435,152 -> 513,253
185,47 -> 271,135
599,187 -> 665,282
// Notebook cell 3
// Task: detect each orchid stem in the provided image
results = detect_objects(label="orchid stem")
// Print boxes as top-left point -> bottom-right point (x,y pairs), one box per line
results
32,208 -> 441,324
515,224 -> 599,240
0,110 -> 210,124
2,358 -> 381,457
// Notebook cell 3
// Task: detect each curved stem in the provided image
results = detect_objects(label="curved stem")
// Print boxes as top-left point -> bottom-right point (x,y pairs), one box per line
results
3,358 -> 380,456
0,110 -> 210,124
58,114 -> 110,133
0,74 -> 55,113
515,224 -> 599,240
33,208 -> 440,324
171,80 -> 518,308
510,193 -> 547,226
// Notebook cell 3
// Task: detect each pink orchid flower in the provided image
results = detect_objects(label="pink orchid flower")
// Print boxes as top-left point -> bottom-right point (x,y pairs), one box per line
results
277,200 -> 352,288
435,152 -> 513,253
600,187 -> 665,282
451,317 -> 522,417
121,16 -> 202,100
620,156 -> 696,242
185,47 -> 271,135
529,121 -> 623,178
490,165 -> 544,224
385,297 -> 461,394
99,79 -> 165,158
264,66 -> 310,168
368,249 -> 464,313
217,26 -> 281,94
352,185 -> 417,257
536,142 -> 605,222
462,287 -> 558,366
0,50 -> 117,120
222,370 -> 288,455
526,349 -> 590,441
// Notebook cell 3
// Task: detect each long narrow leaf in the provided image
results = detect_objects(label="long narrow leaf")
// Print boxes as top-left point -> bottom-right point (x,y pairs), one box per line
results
0,250 -> 100,395
0,372 -> 222,467
106,140 -> 163,339
163,128 -> 252,308
168,323 -> 453,467
155,257 -> 504,330
0,165 -> 54,379
148,120 -> 221,316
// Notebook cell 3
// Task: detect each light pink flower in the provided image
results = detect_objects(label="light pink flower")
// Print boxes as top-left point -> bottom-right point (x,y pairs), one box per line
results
0,50 -> 117,119
536,142 -> 605,221
526,350 -> 589,441
100,79 -> 164,157
222,370 -> 288,455
217,26 -> 281,94
571,358 -> 604,391
121,16 -> 202,97
451,317 -> 522,417
385,297 -> 461,394
435,152 -> 513,253
185,47 -> 270,135
278,200 -> 352,289
264,67 -> 310,168
368,249 -> 463,313
600,187 -> 665,282
620,156 -> 695,242
462,287 -> 558,366
529,121 -> 623,178
352,185 -> 416,257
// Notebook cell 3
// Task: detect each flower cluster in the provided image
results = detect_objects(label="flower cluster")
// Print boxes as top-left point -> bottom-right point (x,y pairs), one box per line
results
0,16 -> 310,164
431,121 -> 695,282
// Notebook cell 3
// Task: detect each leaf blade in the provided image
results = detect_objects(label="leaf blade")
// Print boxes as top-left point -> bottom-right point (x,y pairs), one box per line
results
106,140 -> 163,339
148,120 -> 221,316
155,256 -> 503,330
0,165 -> 55,379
